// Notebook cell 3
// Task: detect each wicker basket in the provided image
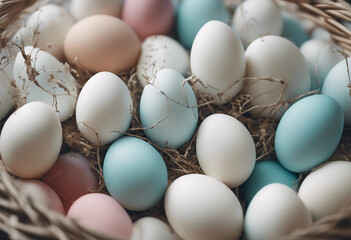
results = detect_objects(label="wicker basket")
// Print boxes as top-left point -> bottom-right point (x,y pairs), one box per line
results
0,0 -> 351,239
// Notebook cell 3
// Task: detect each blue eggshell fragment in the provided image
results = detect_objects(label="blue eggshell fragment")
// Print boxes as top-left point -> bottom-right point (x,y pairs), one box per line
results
176,0 -> 230,49
243,160 -> 299,203
275,94 -> 344,173
103,136 -> 168,211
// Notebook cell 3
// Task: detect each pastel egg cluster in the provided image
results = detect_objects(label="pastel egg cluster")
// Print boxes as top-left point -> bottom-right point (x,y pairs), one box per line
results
0,0 -> 350,240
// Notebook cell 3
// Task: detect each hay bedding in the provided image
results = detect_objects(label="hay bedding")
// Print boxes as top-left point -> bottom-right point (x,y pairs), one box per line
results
0,0 -> 351,239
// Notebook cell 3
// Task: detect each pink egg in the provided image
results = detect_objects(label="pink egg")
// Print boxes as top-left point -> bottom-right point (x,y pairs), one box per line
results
122,0 -> 174,40
67,193 -> 133,238
42,152 -> 99,213
23,180 -> 65,214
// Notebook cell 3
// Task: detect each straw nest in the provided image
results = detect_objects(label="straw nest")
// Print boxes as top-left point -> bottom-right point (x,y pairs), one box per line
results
0,0 -> 351,239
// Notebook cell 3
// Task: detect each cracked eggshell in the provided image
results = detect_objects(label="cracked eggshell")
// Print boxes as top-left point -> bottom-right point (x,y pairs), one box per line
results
11,4 -> 75,60
191,20 -> 245,104
70,0 -> 123,20
13,46 -> 78,122
76,71 -> 133,145
137,35 -> 189,88
0,102 -> 62,178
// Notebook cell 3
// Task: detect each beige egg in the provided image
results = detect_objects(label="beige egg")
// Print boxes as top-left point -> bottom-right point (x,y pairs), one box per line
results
64,15 -> 141,74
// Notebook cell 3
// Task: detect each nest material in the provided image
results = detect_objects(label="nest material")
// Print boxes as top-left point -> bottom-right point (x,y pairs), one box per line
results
0,0 -> 351,239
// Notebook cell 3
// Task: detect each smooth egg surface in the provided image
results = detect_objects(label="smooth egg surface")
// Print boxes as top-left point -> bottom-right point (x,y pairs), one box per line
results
0,102 -> 62,178
165,174 -> 243,240
275,95 -> 344,173
64,15 -> 141,74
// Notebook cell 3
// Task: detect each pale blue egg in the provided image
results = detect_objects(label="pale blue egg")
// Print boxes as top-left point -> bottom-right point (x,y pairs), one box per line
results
322,58 -> 351,126
176,0 -> 230,49
243,160 -> 299,203
275,95 -> 344,173
103,136 -> 168,211
282,16 -> 309,47
140,68 -> 198,149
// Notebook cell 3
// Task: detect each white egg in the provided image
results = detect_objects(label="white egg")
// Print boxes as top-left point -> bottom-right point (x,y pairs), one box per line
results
245,183 -> 312,240
233,0 -> 283,46
13,46 -> 78,122
196,113 -> 256,187
298,161 -> 351,220
137,35 -> 190,88
0,102 -> 62,178
300,39 -> 343,90
191,20 -> 245,104
322,58 -> 351,126
245,35 -> 311,118
311,27 -> 331,40
11,4 -> 75,60
76,71 -> 133,145
164,174 -> 243,240
0,47 -> 16,120
131,217 -> 178,240
70,0 -> 123,20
